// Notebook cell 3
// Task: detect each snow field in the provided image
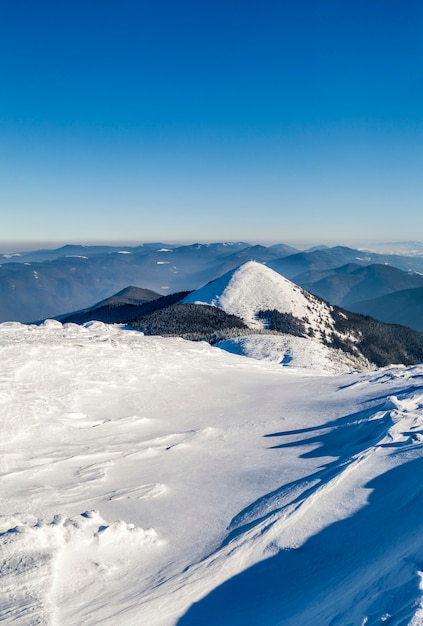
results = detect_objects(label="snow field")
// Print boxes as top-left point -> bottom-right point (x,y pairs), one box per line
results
0,322 -> 423,624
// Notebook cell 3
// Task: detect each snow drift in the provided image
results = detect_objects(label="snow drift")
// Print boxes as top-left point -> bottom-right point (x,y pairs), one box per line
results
1,321 -> 423,624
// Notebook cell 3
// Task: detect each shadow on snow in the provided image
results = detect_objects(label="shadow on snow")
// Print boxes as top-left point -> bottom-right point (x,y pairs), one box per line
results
178,457 -> 423,625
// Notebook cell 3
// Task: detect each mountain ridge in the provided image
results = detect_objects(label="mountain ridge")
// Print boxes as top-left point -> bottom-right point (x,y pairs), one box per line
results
55,260 -> 423,372
3,241 -> 423,325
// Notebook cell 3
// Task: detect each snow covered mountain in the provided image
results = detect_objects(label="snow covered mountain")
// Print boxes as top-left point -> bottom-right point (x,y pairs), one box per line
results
183,261 -> 423,369
1,321 -> 423,625
350,285 -> 423,333
183,260 -> 335,332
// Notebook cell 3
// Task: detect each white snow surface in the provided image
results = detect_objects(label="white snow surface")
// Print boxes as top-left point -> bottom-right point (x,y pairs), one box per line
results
183,261 -> 334,332
216,334 -> 369,374
1,321 -> 423,625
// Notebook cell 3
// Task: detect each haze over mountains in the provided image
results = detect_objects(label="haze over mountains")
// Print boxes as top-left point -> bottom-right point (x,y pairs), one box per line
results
300,263 -> 423,309
2,241 -> 423,332
0,242 -> 284,322
349,286 -> 423,332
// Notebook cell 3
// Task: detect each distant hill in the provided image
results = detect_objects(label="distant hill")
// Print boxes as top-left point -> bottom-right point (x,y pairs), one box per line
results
269,246 -> 423,280
268,246 -> 381,279
300,263 -> 423,308
92,285 -> 162,307
193,243 -> 298,279
349,286 -> 423,333
268,243 -> 299,256
57,286 -> 162,325
59,290 -> 190,325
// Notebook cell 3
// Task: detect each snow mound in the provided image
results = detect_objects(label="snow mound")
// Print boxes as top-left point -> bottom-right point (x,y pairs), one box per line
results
0,510 -> 159,624
178,372 -> 423,626
183,261 -> 334,331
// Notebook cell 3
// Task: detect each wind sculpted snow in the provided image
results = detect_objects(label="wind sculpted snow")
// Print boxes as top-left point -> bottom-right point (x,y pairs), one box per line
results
1,321 -> 423,624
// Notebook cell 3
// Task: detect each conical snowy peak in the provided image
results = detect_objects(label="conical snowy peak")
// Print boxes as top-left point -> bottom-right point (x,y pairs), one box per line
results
182,261 -> 423,371
183,261 -> 333,331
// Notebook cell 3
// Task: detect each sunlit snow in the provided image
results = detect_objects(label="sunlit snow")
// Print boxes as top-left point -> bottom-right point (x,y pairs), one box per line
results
216,334 -> 368,373
183,261 -> 335,332
1,321 -> 423,625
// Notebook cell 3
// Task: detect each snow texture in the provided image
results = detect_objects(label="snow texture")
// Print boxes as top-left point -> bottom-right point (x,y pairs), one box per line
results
216,334 -> 368,374
1,321 -> 423,625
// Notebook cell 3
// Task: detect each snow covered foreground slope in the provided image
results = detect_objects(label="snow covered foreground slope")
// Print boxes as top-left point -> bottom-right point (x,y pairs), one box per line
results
1,321 -> 423,625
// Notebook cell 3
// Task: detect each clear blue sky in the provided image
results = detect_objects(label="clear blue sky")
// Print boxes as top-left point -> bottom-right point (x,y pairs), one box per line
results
1,0 -> 422,247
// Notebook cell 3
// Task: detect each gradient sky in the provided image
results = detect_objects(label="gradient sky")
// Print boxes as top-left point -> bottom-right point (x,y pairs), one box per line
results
1,0 -> 422,247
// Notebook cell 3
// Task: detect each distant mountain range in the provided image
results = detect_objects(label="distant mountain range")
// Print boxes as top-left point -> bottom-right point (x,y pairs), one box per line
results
264,247 -> 423,332
58,261 -> 423,371
268,245 -> 423,278
349,286 -> 423,331
0,242 -> 297,322
299,263 -> 423,306
2,241 -> 423,334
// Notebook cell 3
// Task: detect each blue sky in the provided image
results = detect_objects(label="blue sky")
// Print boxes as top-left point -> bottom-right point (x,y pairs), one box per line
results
1,0 -> 422,247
